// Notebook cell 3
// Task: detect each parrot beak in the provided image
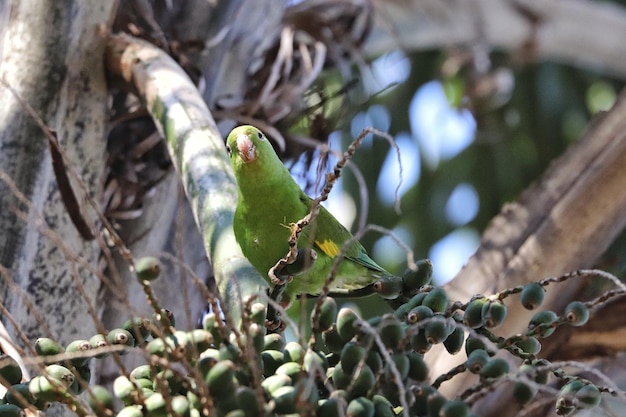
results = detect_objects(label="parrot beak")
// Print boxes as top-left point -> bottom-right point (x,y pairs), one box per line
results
236,134 -> 257,163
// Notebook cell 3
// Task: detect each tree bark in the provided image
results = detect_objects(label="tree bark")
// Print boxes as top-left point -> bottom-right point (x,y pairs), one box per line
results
0,1 -> 116,414
0,1 -> 115,345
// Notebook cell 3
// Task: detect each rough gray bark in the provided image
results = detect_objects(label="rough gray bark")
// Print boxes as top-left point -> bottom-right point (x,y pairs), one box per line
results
0,1 -> 116,414
0,1 -> 115,346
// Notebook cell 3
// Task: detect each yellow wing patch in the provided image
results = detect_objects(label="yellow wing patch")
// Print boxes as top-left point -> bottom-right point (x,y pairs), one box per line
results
315,239 -> 340,258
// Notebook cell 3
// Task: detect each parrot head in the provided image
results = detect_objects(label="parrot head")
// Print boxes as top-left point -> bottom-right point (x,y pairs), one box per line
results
226,125 -> 275,168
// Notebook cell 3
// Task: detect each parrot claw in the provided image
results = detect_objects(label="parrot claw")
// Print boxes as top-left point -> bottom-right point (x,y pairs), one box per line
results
265,318 -> 287,333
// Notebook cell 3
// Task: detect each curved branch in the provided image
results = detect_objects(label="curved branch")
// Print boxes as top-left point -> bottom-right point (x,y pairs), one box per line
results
104,34 -> 268,323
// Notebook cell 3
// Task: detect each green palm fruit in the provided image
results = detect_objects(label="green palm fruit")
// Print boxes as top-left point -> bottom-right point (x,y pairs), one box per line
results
515,336 -> 541,355
201,313 -> 223,343
70,364 -> 91,394
86,384 -> 114,413
171,395 -> 191,417
283,341 -> 305,363
248,302 -> 267,326
378,314 -> 405,350
135,256 -> 161,281
350,365 -> 376,398
153,369 -> 183,394
219,342 -> 241,363
317,397 -> 342,417
410,330 -> 432,354
0,404 -> 25,417
425,319 -> 453,345
466,350 -> 490,374
271,386 -> 297,414
556,380 -> 585,415
89,334 -> 110,358
206,360 -> 236,396
401,259 -> 433,294
520,283 -> 545,310
235,386 -> 259,417
394,293 -> 427,321
480,358 -> 509,379
186,329 -> 214,354
574,384 -> 601,409
426,391 -> 447,417
332,364 -> 351,390
423,288 -> 448,313
65,340 -> 92,367
464,336 -> 486,356
346,397 -> 374,417
463,299 -> 487,329
361,351 -> 380,375
248,323 -> 265,354
322,325 -> 345,354
337,308 -> 360,342
411,385 -> 437,416
146,337 -> 168,358
407,352 -> 429,381
29,375 -> 69,402
564,301 -> 590,326
107,329 -> 135,354
443,327 -> 465,354
44,364 -> 74,387
406,305 -> 434,324
34,338 -> 64,363
263,333 -> 285,351
123,317 -> 152,344
385,353 -> 410,382
512,380 -> 537,405
3,383 -> 36,408
0,354 -> 22,385
144,392 -> 167,417
261,374 -> 292,395
316,296 -> 338,332
530,359 -> 549,384
373,394 -> 395,417
439,400 -> 470,417
528,310 -> 558,337
133,378 -> 153,391
340,342 -> 366,374
481,301 -> 507,328
117,405 -> 144,417
275,362 -> 302,383
261,350 -> 285,377
113,376 -> 136,405
304,348 -> 328,378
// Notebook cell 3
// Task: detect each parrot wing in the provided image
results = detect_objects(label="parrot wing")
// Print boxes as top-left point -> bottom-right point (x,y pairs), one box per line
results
299,191 -> 387,275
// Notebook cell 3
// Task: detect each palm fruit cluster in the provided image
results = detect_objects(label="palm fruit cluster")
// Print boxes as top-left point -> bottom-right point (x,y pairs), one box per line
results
0,257 -> 609,417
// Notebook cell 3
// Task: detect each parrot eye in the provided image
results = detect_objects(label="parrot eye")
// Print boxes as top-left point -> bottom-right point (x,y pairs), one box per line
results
225,144 -> 232,155
257,131 -> 265,140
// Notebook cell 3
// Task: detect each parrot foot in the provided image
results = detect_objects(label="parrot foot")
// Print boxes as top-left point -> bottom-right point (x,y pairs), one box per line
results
265,282 -> 288,333
270,248 -> 318,284
265,318 -> 287,333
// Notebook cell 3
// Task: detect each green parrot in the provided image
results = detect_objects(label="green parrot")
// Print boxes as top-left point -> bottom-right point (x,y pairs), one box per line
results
226,125 -> 404,307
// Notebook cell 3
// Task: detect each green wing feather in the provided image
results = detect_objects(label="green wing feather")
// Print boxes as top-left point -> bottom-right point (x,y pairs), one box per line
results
300,191 -> 387,274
